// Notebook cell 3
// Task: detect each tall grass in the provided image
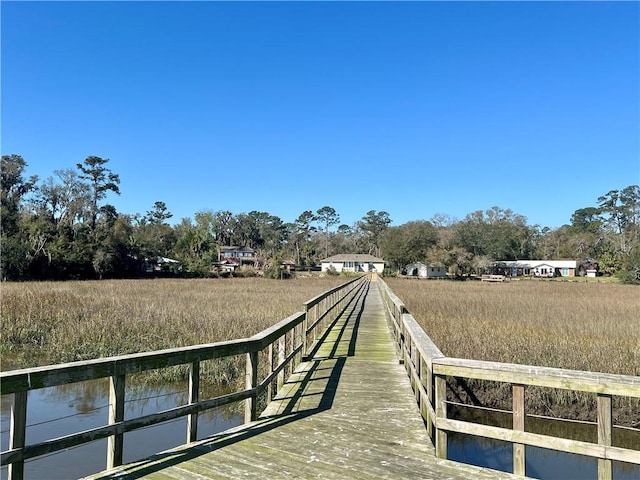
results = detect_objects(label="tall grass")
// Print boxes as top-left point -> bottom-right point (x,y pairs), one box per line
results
385,278 -> 640,425
1,276 -> 346,370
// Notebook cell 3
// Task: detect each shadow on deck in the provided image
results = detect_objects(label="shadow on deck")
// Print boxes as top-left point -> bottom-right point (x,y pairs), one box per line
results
85,281 -> 522,479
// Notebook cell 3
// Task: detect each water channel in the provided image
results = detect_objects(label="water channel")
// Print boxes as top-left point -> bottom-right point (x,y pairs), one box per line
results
1,380 -> 243,480
1,382 -> 638,479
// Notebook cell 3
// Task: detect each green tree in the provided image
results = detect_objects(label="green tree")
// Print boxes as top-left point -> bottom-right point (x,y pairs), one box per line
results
293,210 -> 317,266
456,207 -> 535,262
133,201 -> 176,264
173,217 -> 215,274
358,210 -> 391,257
378,221 -> 438,271
92,208 -> 137,278
570,207 -> 602,234
1,155 -> 38,279
316,206 -> 340,259
144,201 -> 173,225
76,156 -> 120,230
212,210 -> 235,247
597,185 -> 640,278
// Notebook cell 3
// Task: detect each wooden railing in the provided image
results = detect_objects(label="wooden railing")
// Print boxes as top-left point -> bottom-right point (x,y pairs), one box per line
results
0,274 -> 369,480
378,278 -> 640,480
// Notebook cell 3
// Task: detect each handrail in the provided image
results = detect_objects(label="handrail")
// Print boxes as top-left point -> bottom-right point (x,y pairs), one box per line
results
377,277 -> 640,479
1,274 -> 370,480
303,275 -> 366,356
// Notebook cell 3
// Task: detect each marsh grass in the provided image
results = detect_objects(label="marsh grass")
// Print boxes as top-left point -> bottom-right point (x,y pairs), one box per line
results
385,278 -> 640,426
1,276 -> 346,372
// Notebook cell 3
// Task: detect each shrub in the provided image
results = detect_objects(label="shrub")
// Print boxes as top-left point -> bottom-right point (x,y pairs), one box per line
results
325,265 -> 339,276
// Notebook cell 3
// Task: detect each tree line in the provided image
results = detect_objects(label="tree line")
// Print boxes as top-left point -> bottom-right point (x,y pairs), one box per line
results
2,154 -> 639,283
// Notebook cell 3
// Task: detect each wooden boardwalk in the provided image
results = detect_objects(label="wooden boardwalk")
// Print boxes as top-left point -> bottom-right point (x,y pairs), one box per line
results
85,279 -> 522,479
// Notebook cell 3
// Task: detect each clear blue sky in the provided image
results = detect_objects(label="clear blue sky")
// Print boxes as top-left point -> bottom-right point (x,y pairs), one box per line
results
2,1 -> 639,229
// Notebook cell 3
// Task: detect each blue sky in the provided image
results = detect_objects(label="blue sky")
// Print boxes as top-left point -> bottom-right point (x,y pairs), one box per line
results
2,1 -> 639,229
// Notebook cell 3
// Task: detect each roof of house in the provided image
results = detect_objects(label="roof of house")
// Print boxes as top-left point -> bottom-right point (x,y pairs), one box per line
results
497,260 -> 577,269
157,257 -> 180,264
220,246 -> 255,253
406,262 -> 444,268
321,254 -> 385,263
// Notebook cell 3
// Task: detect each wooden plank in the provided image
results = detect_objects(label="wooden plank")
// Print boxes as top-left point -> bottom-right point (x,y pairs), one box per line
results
435,375 -> 448,459
106,372 -> 125,469
277,335 -> 285,391
250,312 -> 305,350
187,362 -> 200,443
433,357 -> 640,397
0,338 -> 257,395
2,275 -> 373,475
4,389 -> 256,464
597,394 -> 612,480
302,275 -> 364,309
513,384 -> 525,476
8,390 -> 26,480
87,279 -> 523,480
438,418 -> 640,464
244,351 -> 258,423
402,314 -> 444,366
259,344 -> 303,392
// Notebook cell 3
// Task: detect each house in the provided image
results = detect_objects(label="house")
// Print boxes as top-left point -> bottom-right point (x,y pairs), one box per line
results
145,256 -> 181,273
281,260 -> 296,272
219,246 -> 256,267
405,262 -> 447,278
211,260 -> 237,274
320,254 -> 385,274
494,260 -> 577,277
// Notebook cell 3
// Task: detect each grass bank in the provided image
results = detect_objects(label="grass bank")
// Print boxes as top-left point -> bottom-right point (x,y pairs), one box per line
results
385,277 -> 640,427
1,276 -> 347,372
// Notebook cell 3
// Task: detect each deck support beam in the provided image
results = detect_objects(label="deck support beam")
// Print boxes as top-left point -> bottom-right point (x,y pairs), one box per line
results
245,351 -> 258,423
187,361 -> 200,443
107,371 -> 125,470
513,384 -> 525,476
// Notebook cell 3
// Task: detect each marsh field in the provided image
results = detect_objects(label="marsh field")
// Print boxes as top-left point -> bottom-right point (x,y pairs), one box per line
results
385,277 -> 640,427
384,277 -> 640,377
2,275 -> 638,425
0,276 -> 347,370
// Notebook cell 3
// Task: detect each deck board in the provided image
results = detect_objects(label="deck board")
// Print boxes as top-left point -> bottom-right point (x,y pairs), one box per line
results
85,279 -> 524,479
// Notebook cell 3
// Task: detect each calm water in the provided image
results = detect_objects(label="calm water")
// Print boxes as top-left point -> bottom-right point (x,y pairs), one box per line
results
1,380 -> 243,480
2,384 -> 639,479
449,405 -> 640,480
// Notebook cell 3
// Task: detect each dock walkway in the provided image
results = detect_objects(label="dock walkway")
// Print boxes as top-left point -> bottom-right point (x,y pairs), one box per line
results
86,279 -> 521,479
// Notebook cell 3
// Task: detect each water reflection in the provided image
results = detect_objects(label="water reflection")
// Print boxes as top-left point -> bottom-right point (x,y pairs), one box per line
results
2,384 -> 638,479
448,406 -> 640,480
1,380 -> 243,480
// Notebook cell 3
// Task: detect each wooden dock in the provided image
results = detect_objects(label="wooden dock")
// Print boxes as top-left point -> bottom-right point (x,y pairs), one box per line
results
85,279 -> 521,479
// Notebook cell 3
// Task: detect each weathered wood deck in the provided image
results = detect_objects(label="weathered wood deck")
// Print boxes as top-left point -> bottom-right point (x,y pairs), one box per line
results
85,279 -> 522,479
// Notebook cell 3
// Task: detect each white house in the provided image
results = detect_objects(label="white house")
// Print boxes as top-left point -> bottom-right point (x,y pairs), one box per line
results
405,262 -> 447,278
495,260 -> 577,277
321,254 -> 385,274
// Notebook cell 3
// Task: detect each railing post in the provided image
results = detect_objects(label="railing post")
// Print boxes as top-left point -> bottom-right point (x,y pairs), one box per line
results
245,350 -> 258,423
597,394 -> 612,480
295,322 -> 303,366
107,370 -> 125,470
414,351 -> 421,405
425,358 -> 434,438
266,343 -> 274,403
513,384 -> 526,476
435,374 -> 447,459
313,303 -> 319,345
288,328 -> 295,375
8,390 -> 27,480
303,305 -> 309,358
278,335 -> 286,391
187,361 -> 200,443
